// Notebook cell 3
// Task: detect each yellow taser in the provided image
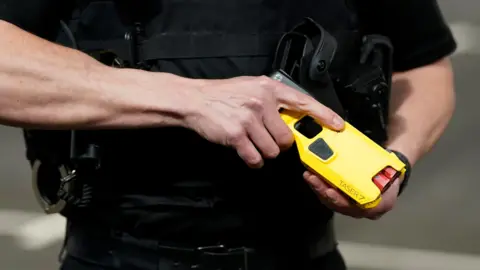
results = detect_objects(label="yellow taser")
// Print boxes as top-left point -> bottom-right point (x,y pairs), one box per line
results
272,71 -> 406,209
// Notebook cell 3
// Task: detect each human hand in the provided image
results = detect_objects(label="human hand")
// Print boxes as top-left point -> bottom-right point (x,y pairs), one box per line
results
185,76 -> 345,168
303,171 -> 401,220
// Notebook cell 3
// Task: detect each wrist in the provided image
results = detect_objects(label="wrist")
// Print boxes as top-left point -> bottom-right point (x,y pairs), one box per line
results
102,67 -> 199,128
384,141 -> 419,167
387,149 -> 412,196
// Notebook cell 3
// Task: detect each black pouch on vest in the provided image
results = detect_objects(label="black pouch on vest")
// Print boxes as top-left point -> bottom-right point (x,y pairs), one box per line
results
333,34 -> 394,145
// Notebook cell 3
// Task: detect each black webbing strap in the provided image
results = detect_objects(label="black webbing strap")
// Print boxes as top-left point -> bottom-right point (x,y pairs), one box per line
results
76,32 -> 282,62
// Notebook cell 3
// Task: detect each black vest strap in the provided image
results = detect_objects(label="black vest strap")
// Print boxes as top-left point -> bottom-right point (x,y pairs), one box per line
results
77,39 -> 130,61
76,33 -> 282,61
141,33 -> 282,60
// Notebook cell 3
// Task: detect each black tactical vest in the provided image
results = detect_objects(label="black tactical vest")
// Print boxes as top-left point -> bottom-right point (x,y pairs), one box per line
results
56,0 -> 357,63
25,0 -> 361,255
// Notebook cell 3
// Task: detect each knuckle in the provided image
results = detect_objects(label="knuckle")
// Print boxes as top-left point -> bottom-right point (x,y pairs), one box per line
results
226,127 -> 246,146
238,110 -> 256,127
315,187 -> 329,198
256,76 -> 276,97
256,75 -> 273,86
245,96 -> 264,111
292,95 -> 309,109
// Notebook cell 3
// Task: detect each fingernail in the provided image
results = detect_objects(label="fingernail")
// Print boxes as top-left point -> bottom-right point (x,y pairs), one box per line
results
333,116 -> 344,129
250,160 -> 264,169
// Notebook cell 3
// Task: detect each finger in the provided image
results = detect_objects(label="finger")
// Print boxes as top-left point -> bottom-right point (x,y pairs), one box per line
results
270,80 -> 345,131
321,190 -> 365,218
262,104 -> 294,151
247,120 -> 281,159
324,189 -> 352,209
364,204 -> 388,220
233,136 -> 264,168
303,172 -> 349,206
303,171 -> 364,218
325,189 -> 366,218
304,171 -> 351,209
303,171 -> 329,197
364,178 -> 401,219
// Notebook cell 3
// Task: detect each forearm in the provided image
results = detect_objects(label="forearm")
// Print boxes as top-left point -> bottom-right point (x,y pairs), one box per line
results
386,58 -> 455,166
0,21 -> 193,129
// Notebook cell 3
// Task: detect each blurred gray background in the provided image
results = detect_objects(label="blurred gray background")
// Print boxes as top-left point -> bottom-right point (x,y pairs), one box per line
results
0,1 -> 478,269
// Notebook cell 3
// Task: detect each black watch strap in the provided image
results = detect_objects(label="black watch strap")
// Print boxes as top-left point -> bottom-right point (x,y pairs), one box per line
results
389,150 -> 411,196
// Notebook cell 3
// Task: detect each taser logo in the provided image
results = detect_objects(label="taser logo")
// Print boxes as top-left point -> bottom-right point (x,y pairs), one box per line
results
339,180 -> 365,201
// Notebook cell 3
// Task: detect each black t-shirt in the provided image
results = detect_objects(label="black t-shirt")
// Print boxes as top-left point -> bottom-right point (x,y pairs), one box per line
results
2,0 -> 456,246
353,0 -> 457,71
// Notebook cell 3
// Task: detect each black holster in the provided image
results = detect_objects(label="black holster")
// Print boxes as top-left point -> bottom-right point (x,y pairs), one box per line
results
272,17 -> 394,145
